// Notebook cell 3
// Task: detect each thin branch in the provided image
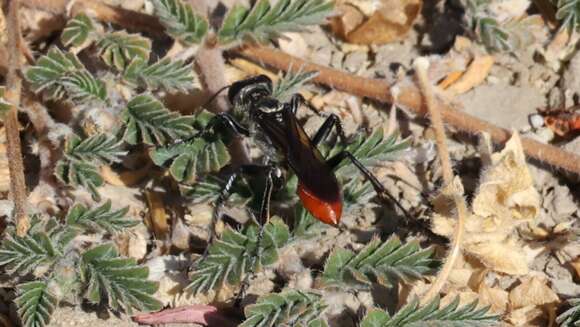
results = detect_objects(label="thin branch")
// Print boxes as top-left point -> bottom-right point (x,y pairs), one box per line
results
4,0 -> 29,236
234,46 -> 580,176
414,58 -> 465,305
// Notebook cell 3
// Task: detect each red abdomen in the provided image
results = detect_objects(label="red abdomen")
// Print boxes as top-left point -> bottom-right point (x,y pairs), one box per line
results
297,182 -> 342,226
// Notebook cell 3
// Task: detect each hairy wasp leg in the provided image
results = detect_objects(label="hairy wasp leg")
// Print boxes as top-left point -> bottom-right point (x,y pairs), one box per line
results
173,113 -> 249,149
189,164 -> 269,273
311,113 -> 347,146
235,167 -> 281,307
288,93 -> 326,118
326,151 -> 412,220
288,93 -> 346,145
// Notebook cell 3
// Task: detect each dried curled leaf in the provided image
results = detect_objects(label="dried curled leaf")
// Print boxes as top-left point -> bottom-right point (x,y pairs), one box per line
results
432,132 -> 540,275
341,0 -> 422,45
446,56 -> 495,95
473,132 -> 540,222
466,239 -> 529,275
509,276 -> 559,309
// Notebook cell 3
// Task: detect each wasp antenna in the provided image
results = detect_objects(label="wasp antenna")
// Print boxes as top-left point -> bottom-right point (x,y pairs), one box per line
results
203,84 -> 231,108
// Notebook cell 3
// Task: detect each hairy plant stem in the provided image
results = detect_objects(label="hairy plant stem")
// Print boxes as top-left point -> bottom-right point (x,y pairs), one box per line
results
414,58 -> 465,305
4,0 -> 29,236
414,59 -> 453,185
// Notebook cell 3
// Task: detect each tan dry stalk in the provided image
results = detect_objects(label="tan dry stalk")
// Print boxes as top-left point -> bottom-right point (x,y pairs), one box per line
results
414,58 -> 466,305
4,0 -> 29,236
414,58 -> 453,185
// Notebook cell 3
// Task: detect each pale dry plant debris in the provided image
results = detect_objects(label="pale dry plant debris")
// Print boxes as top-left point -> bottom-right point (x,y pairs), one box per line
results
433,132 -> 540,275
414,57 -> 468,305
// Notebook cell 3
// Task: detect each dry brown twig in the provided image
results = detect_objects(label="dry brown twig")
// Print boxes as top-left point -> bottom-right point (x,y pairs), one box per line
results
3,0 -> 29,236
414,58 -> 466,305
236,47 -> 580,176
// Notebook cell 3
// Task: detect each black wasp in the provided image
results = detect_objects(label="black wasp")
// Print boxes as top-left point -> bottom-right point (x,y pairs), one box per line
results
198,74 -> 407,241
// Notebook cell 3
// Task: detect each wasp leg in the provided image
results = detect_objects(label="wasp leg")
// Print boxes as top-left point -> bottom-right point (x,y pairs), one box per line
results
326,151 -> 412,220
189,164 -> 269,273
202,112 -> 250,137
235,167 -> 282,307
311,113 -> 347,146
174,112 -> 249,149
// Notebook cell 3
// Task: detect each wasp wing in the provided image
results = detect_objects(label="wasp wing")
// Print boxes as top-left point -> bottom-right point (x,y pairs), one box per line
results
256,106 -> 341,203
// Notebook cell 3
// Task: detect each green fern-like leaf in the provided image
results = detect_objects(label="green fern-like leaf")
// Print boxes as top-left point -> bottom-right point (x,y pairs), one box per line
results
555,0 -> 580,31
66,200 -> 137,233
342,178 -> 375,208
55,158 -> 104,201
152,0 -> 208,44
150,133 -> 230,184
179,174 -> 254,204
80,243 -> 162,313
241,290 -> 327,327
63,133 -> 125,163
179,174 -> 224,201
97,31 -> 151,71
323,129 -> 410,176
25,47 -> 106,103
322,236 -> 438,290
218,0 -> 334,44
476,17 -> 511,51
121,94 -> 197,145
360,296 -> 499,327
557,298 -> 580,326
272,69 -> 318,102
292,205 -> 325,239
187,217 -> 290,295
0,231 -> 62,276
55,134 -> 125,200
465,0 -> 512,52
15,281 -> 57,327
61,13 -> 96,48
123,57 -> 196,92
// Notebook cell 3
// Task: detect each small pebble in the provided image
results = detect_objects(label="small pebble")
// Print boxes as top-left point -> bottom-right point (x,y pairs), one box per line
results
529,114 -> 545,129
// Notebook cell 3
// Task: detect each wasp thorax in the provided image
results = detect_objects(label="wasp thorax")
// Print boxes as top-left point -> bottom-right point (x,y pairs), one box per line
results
255,98 -> 285,114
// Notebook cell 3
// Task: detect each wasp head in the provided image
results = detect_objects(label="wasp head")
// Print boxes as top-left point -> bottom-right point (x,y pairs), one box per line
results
228,75 -> 273,110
